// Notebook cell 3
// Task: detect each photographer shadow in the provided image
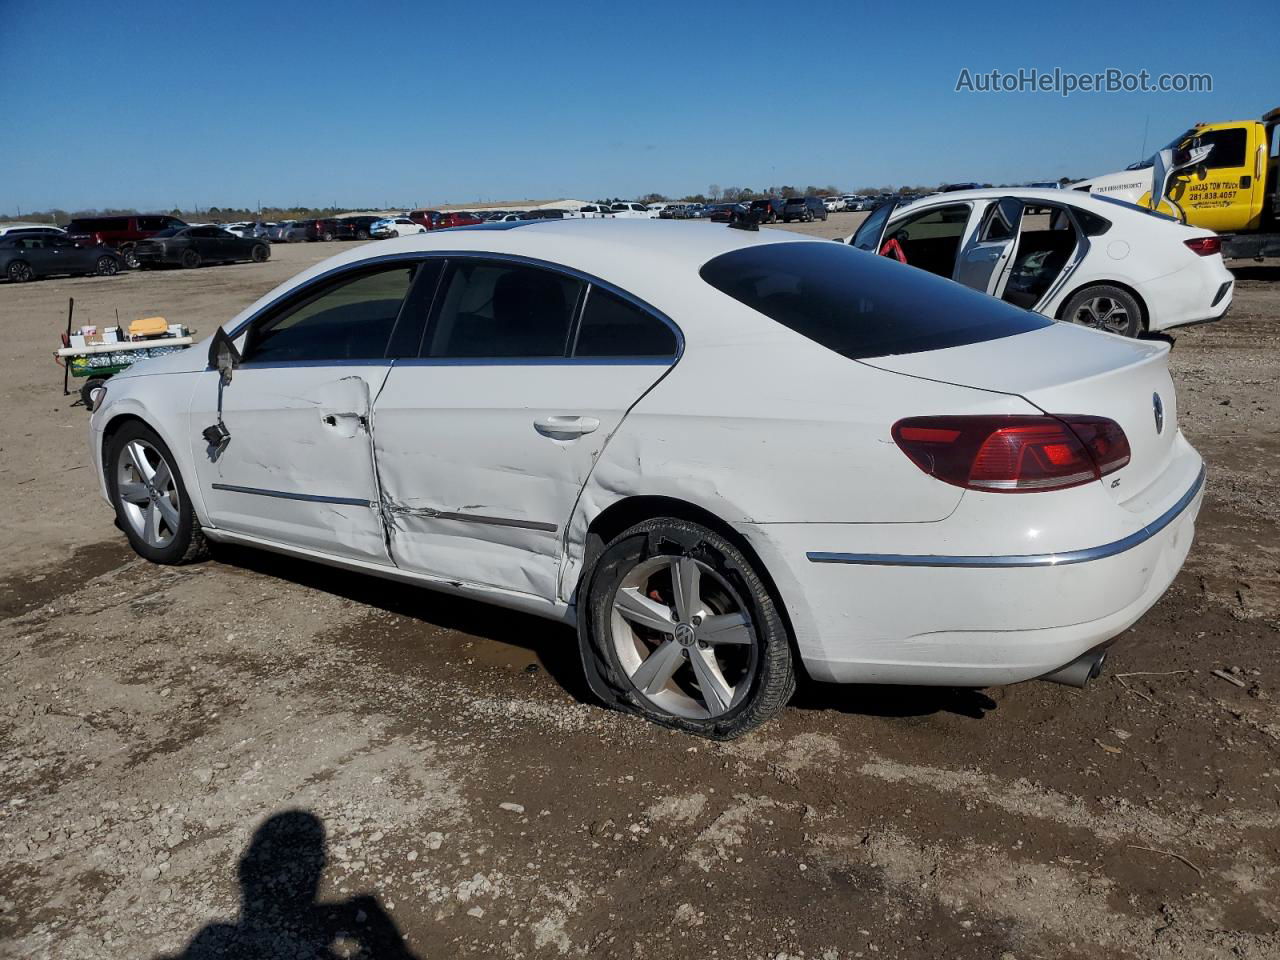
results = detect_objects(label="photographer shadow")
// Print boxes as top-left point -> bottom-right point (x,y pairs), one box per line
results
161,809 -> 418,960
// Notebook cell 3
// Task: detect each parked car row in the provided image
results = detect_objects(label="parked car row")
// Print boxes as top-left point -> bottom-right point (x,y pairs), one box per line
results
0,214 -> 271,282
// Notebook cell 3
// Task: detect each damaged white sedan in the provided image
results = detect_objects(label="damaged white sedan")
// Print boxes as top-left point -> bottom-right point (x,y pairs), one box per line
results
89,219 -> 1204,738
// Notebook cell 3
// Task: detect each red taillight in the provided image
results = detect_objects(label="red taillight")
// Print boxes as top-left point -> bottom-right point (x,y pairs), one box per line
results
892,415 -> 1130,493
1184,236 -> 1221,256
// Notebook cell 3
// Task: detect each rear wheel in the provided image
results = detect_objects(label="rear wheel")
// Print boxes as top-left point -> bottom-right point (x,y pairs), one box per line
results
583,518 -> 795,739
321,230 -> 334,241
7,260 -> 33,282
250,243 -> 269,262
121,244 -> 139,269
180,249 -> 201,269
95,255 -> 118,276
1063,285 -> 1142,338
105,421 -> 208,564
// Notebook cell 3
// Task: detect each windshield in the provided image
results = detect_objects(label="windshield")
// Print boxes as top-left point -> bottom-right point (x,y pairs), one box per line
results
700,241 -> 1050,360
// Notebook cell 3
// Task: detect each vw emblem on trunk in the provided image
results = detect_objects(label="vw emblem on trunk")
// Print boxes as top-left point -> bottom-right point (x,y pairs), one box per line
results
1152,392 -> 1164,434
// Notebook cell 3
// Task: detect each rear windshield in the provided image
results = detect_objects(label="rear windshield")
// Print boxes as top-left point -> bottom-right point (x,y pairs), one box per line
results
700,241 -> 1052,360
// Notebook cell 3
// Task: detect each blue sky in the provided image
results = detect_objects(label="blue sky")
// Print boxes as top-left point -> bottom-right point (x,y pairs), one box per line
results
3,0 -> 1276,212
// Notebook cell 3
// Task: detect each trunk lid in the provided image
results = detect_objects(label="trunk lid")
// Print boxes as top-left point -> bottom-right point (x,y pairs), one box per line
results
862,322 -> 1178,504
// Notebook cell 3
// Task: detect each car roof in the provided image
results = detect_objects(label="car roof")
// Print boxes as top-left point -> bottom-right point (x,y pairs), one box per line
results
895,186 -> 1111,214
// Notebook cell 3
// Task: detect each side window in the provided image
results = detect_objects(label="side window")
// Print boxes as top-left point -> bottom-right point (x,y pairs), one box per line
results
245,265 -> 416,364
1193,128 -> 1247,169
423,260 -> 583,359
574,286 -> 677,358
978,199 -> 1022,242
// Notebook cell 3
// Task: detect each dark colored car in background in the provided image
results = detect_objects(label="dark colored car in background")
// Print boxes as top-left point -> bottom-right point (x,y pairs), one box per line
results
335,215 -> 381,240
748,198 -> 785,223
1,234 -> 124,282
782,196 -> 829,222
64,214 -> 188,268
709,203 -> 743,223
131,226 -> 270,269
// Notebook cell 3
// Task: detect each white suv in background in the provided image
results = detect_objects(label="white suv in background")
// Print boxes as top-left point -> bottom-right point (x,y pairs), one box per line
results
609,203 -> 656,219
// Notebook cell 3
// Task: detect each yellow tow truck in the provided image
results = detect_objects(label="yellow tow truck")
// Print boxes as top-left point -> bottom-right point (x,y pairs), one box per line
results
1074,107 -> 1280,259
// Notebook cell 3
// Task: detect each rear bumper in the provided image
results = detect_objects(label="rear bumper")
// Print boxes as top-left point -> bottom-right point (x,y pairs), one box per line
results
1140,258 -> 1234,332
742,464 -> 1204,687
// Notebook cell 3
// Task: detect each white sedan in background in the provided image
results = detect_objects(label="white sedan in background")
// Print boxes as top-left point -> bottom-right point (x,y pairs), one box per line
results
850,188 -> 1233,335
88,219 -> 1203,738
371,217 -> 427,238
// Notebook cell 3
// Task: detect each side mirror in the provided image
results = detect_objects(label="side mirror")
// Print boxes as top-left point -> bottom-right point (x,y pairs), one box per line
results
208,327 -> 241,385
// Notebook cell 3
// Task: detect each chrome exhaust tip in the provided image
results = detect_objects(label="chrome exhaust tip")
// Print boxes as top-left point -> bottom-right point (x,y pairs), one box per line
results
1039,649 -> 1108,688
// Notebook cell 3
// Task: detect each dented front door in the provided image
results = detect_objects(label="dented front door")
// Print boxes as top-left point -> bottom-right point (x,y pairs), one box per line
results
188,365 -> 392,563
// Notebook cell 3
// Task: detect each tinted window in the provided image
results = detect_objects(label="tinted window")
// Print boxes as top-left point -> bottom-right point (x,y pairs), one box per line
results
137,216 -> 168,230
423,260 -> 583,358
574,286 -> 677,358
246,265 -> 415,364
700,241 -> 1051,360
1191,127 -> 1247,169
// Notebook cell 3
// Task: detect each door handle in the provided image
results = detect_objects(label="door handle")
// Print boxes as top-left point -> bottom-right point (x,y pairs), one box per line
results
533,415 -> 600,439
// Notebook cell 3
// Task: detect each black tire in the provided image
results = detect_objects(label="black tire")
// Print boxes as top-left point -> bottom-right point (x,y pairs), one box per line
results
120,244 -> 139,269
105,421 -> 208,565
251,243 -> 269,263
321,230 -> 334,241
581,518 -> 795,739
356,230 -> 369,240
7,260 -> 33,282
1062,284 -> 1142,338
80,378 -> 108,411
181,249 -> 201,269
95,255 -> 119,276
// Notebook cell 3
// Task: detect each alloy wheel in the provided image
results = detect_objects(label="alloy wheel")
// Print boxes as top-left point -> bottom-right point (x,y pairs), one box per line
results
609,555 -> 757,720
1072,295 -> 1130,335
115,439 -> 181,549
97,256 -> 118,276
8,262 -> 33,282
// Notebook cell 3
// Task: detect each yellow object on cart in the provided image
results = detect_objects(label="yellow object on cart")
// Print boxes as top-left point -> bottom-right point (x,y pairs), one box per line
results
128,316 -> 168,337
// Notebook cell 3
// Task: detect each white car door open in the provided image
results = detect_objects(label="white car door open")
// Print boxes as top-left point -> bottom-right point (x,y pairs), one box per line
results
372,257 -> 679,601
188,262 -> 424,563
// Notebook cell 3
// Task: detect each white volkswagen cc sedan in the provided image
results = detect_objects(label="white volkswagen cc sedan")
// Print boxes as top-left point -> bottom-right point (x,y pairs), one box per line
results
88,219 -> 1204,738
851,188 -> 1234,336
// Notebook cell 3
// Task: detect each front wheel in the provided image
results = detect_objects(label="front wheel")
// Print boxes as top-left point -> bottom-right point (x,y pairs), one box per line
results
1063,285 -> 1142,338
96,255 -> 118,276
251,243 -> 269,262
106,422 -> 208,564
7,260 -> 33,282
321,231 -> 334,241
582,518 -> 795,739
181,249 -> 201,269
121,244 -> 139,269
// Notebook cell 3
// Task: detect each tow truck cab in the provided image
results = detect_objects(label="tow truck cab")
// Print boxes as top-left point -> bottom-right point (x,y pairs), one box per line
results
1075,108 -> 1280,256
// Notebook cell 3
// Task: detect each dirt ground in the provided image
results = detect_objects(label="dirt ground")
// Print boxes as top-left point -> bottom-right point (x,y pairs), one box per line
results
1,213 -> 1277,960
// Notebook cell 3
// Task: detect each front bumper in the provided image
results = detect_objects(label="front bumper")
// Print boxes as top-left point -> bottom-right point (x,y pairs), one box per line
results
744,466 -> 1204,687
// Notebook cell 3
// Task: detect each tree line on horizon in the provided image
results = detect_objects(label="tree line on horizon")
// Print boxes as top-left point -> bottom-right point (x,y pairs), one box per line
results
4,177 -> 1079,223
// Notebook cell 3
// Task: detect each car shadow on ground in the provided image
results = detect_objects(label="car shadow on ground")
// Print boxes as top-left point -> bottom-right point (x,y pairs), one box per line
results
157,809 -> 419,960
209,543 -> 998,723
208,543 -> 593,703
